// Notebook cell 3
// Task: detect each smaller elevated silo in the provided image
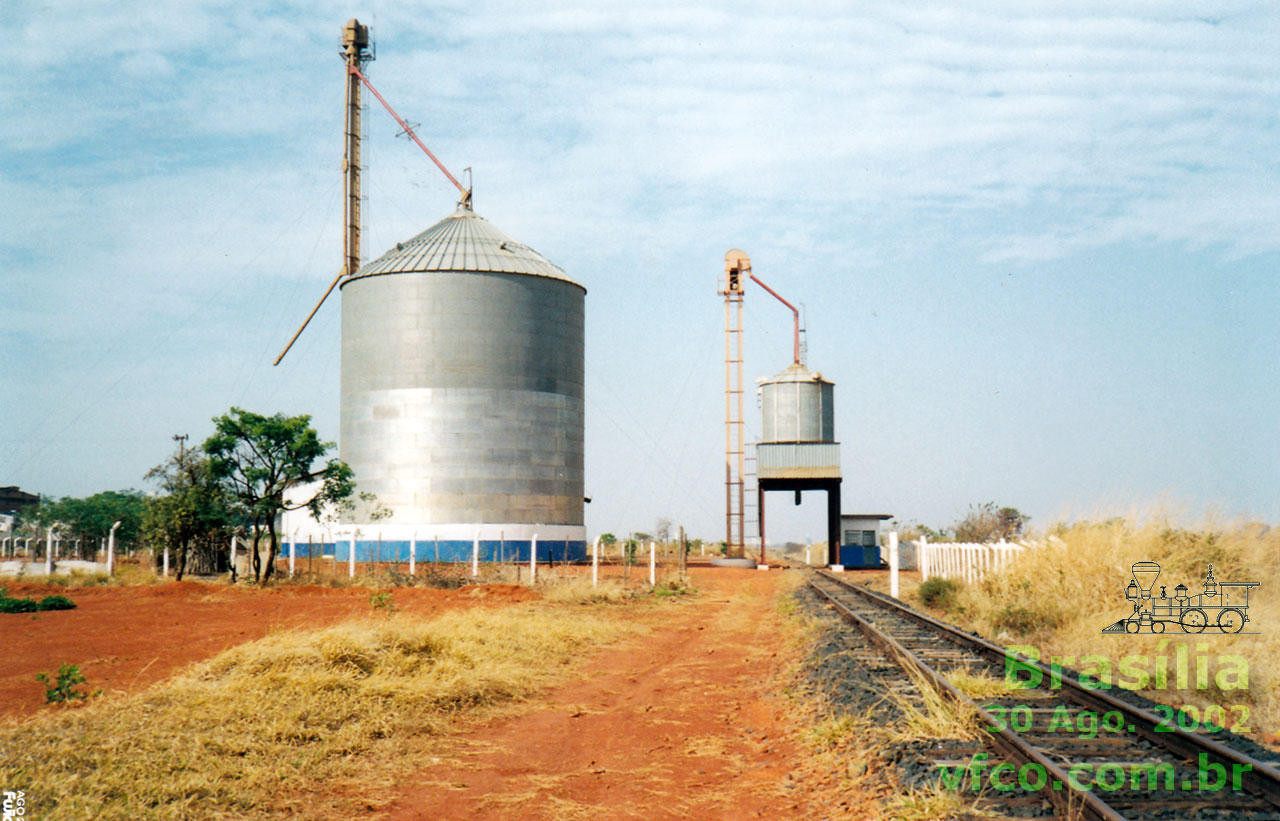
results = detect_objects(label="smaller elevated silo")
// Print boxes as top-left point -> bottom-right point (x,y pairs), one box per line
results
760,364 -> 835,446
757,364 -> 839,478
755,363 -> 842,566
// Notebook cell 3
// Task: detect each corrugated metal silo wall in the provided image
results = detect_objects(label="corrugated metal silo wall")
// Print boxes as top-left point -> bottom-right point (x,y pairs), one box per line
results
339,269 -> 585,527
760,379 -> 835,442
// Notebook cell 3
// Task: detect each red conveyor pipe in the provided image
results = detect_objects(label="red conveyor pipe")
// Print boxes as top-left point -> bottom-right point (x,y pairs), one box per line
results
747,273 -> 801,365
349,65 -> 469,198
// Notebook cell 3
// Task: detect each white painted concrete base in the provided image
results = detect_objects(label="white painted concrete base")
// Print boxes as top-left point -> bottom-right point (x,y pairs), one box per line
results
756,564 -> 770,570
0,560 -> 108,577
828,564 -> 845,572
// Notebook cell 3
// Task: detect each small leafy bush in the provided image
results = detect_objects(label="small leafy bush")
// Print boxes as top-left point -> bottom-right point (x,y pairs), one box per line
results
369,591 -> 397,613
37,595 -> 77,611
918,577 -> 961,611
651,579 -> 693,598
0,592 -> 77,613
36,663 -> 90,703
992,604 -> 1061,636
0,596 -> 39,613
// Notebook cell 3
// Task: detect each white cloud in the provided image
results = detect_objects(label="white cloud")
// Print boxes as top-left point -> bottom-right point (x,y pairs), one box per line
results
6,1 -> 1279,528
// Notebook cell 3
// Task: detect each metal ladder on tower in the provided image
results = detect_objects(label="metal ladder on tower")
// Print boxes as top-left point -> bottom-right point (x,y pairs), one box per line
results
721,251 -> 748,558
743,442 -> 759,559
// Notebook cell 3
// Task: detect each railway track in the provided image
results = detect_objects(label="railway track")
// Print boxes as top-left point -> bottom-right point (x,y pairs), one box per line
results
806,570 -> 1280,820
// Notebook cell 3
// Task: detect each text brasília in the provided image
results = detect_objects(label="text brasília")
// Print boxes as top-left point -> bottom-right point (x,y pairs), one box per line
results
1004,641 -> 1248,692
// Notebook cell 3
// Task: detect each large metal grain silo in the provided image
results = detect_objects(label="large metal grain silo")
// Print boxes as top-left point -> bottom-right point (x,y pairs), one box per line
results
338,205 -> 586,563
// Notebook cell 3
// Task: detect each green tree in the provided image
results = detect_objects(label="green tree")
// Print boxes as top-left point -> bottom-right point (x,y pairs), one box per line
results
30,491 -> 147,558
203,407 -> 354,584
143,441 -> 239,580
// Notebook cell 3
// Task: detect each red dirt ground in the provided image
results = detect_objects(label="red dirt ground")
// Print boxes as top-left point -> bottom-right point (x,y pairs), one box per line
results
0,580 -> 535,720
2,567 -> 878,817
381,567 -> 872,819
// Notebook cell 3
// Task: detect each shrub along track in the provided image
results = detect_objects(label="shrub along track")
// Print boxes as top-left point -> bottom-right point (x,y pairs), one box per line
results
807,570 -> 1280,820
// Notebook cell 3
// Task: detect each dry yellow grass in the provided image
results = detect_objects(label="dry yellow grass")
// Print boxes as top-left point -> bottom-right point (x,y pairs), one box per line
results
24,563 -> 166,588
941,513 -> 1279,740
882,666 -> 981,743
0,606 -> 632,819
944,669 -> 1016,700
538,576 -> 629,603
885,784 -> 1002,820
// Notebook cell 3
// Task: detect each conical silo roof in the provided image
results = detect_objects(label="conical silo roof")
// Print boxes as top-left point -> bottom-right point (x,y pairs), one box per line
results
762,363 -> 832,385
352,206 -> 581,288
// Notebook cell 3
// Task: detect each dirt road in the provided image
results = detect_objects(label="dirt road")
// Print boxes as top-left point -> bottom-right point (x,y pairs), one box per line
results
384,568 -> 842,819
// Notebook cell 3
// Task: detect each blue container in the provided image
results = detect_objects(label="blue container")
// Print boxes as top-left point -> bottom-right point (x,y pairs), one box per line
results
839,545 -> 882,568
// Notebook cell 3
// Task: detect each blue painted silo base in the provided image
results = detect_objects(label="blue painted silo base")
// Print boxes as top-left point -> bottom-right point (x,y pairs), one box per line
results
324,539 -> 588,564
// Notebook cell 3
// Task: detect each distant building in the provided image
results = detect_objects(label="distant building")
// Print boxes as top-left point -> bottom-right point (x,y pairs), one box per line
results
838,513 -> 894,569
840,514 -> 894,549
0,486 -> 39,518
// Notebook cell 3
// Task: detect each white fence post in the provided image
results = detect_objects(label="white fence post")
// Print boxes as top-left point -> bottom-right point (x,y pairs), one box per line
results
472,530 -> 480,577
289,528 -> 298,577
649,541 -> 656,586
916,540 -> 1025,585
45,527 -> 54,575
163,545 -> 170,577
410,531 -> 417,576
889,531 -> 899,598
230,534 -> 238,578
107,520 -> 121,576
531,533 -> 540,585
592,535 -> 600,588
349,534 -> 356,577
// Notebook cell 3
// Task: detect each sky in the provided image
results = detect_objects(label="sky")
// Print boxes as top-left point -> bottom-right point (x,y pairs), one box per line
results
3,1 -> 1278,544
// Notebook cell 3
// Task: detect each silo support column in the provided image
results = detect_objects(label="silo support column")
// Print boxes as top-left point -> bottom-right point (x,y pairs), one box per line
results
826,480 -> 842,567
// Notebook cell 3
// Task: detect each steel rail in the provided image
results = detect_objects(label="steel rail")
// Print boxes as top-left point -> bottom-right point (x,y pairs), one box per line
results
808,574 -> 1119,820
812,569 -> 1280,813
